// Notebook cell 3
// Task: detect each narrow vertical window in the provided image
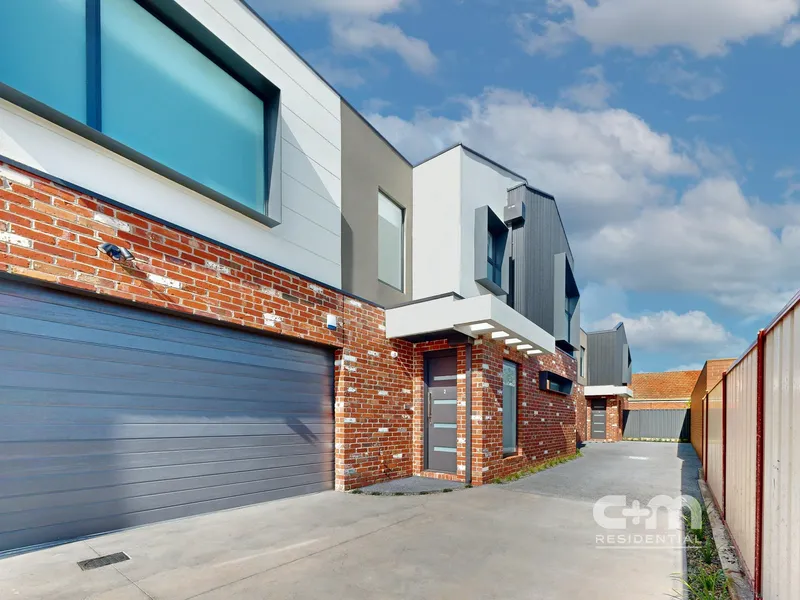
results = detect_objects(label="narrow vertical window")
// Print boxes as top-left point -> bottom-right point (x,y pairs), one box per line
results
487,232 -> 503,287
503,361 -> 518,455
0,0 -> 87,122
378,192 -> 404,290
580,346 -> 586,378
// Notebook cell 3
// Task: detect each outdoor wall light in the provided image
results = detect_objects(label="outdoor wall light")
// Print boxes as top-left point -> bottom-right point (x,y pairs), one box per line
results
99,242 -> 135,262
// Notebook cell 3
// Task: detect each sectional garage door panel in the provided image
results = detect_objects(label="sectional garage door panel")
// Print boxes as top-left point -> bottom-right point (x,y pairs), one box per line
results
0,280 -> 335,553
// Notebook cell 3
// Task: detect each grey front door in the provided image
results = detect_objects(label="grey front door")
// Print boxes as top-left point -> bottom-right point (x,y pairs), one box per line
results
425,352 -> 458,473
591,399 -> 607,439
0,279 -> 335,554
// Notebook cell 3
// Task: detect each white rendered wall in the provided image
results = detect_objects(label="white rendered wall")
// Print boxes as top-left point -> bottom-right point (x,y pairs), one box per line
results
412,147 -> 461,299
458,150 -> 525,298
0,0 -> 342,287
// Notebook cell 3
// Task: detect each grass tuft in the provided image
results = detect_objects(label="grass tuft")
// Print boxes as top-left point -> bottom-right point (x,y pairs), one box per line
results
491,450 -> 583,484
672,506 -> 730,599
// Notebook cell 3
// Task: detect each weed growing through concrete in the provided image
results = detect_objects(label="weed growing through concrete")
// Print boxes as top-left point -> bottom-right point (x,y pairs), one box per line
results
491,450 -> 583,484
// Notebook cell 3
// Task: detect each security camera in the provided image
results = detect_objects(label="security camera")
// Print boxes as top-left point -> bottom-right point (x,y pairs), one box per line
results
98,242 -> 135,262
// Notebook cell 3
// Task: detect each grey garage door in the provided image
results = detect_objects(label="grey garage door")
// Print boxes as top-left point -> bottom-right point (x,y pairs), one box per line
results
0,279 -> 334,554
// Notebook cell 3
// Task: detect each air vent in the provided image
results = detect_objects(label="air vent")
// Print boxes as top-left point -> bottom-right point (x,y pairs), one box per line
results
78,552 -> 130,571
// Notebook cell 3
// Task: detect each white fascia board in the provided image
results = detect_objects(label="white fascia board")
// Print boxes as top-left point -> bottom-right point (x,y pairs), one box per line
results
584,385 -> 634,397
385,294 -> 555,354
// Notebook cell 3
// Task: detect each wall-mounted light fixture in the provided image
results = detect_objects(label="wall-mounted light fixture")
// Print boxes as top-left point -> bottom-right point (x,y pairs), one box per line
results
98,242 -> 135,263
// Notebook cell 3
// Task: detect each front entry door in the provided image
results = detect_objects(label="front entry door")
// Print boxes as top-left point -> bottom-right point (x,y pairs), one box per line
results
591,399 -> 607,440
425,352 -> 458,473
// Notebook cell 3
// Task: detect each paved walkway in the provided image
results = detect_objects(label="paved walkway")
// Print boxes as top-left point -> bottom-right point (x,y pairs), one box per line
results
0,443 -> 700,600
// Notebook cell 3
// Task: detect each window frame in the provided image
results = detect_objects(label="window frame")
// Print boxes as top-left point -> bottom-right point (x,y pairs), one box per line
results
377,189 -> 405,292
0,0 -> 281,226
502,360 -> 519,456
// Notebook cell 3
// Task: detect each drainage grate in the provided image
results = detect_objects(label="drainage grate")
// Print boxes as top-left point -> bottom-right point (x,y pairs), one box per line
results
77,552 -> 130,571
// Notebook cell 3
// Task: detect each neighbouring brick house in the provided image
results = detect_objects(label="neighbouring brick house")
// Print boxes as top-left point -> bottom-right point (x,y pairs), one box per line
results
0,0 -> 584,554
630,370 -> 701,410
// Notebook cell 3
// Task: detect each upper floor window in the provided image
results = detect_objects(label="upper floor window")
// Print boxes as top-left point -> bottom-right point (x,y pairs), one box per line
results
487,231 -> 503,287
580,346 -> 586,378
378,191 -> 404,290
1,0 -> 88,122
474,205 -> 508,296
1,0 -> 268,215
565,296 -> 574,334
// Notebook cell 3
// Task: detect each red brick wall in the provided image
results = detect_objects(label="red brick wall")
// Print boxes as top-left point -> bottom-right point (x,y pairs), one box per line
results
606,397 -> 623,441
0,160 -> 584,490
576,391 -> 589,444
627,401 -> 690,410
471,339 -> 580,484
0,161 -> 414,491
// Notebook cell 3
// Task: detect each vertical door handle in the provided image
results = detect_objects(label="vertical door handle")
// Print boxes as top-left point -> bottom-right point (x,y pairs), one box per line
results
428,391 -> 432,424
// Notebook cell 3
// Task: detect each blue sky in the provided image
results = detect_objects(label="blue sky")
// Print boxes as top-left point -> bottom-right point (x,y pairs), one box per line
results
253,0 -> 800,373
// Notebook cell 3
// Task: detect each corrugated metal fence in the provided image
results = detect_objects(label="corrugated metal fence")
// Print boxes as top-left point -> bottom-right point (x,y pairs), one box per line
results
622,409 -> 690,440
762,302 -> 800,599
701,291 -> 799,599
705,382 -> 724,511
726,349 -> 758,580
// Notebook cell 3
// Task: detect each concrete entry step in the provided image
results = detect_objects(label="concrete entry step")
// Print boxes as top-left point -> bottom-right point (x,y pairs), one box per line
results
356,476 -> 467,495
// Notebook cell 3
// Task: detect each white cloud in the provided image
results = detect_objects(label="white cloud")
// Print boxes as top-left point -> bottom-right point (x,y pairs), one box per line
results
252,0 -> 435,75
560,65 -> 616,109
578,178 -> 800,315
515,0 -> 800,57
648,55 -> 724,101
590,310 -> 745,355
367,89 -> 800,317
367,88 -> 696,231
330,18 -> 437,74
782,21 -> 800,45
253,0 -> 408,18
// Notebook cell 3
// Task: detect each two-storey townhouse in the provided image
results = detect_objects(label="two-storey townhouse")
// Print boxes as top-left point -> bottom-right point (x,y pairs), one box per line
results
0,0 -> 582,554
385,145 -> 583,483
580,323 -> 633,442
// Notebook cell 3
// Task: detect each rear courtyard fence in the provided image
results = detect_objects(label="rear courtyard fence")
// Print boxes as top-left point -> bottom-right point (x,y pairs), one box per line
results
622,409 -> 690,440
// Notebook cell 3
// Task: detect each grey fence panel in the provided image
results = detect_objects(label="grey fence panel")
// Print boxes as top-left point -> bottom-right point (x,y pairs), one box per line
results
622,409 -> 690,440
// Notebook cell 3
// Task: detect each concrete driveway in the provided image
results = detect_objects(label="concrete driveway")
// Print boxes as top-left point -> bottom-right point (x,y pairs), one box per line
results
1,442 -> 701,600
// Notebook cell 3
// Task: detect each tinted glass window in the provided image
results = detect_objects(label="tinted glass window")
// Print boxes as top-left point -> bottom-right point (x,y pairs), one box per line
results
1,0 -> 87,122
101,0 -> 265,210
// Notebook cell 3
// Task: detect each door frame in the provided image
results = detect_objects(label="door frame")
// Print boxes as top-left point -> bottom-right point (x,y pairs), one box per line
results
423,349 -> 458,472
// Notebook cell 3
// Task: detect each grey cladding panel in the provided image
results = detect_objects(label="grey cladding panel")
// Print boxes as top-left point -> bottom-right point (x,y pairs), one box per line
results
507,186 -> 574,336
0,280 -> 335,554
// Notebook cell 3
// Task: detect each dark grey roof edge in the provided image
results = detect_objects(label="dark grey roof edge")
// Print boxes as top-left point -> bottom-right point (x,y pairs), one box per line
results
586,322 -> 625,335
237,0 -> 412,168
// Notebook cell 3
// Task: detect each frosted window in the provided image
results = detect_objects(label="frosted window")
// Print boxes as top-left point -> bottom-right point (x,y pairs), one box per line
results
101,0 -> 265,210
378,192 -> 404,290
0,0 -> 87,122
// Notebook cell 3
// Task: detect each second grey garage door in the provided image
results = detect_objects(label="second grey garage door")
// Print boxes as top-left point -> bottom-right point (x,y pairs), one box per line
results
0,279 -> 334,554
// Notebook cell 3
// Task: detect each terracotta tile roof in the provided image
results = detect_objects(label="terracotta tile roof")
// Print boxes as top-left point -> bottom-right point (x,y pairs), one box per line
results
631,370 -> 702,400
